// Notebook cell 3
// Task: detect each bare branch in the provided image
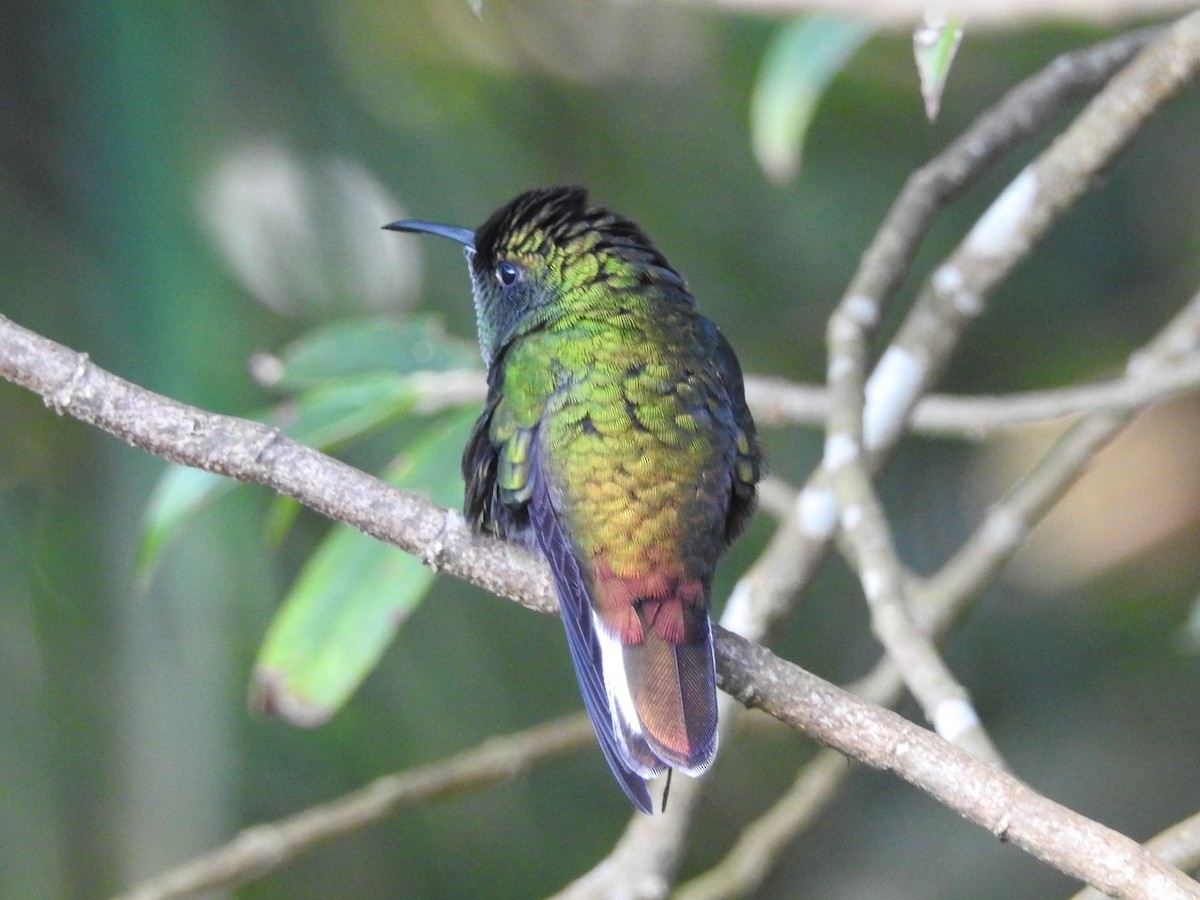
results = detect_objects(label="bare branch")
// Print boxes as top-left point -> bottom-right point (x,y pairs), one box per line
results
0,313 -> 558,621
4,312 -> 1198,898
673,748 -> 848,900
662,0 -> 1194,30
924,284 -> 1200,607
812,11 -> 1198,767
827,258 -> 1004,763
548,778 -> 697,900
1151,812 -> 1200,881
3,18 -> 1197,900
715,25 -> 1160,641
1072,811 -> 1200,900
858,12 -> 1200,457
825,5 -> 1199,745
715,628 -> 1200,899
397,363 -> 1200,437
551,23 -> 1200,895
744,361 -> 1200,435
676,278 -> 1200,898
113,714 -> 594,900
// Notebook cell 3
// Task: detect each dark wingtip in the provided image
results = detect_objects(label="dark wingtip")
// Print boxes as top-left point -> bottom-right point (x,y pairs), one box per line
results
382,219 -> 476,249
622,773 -> 655,815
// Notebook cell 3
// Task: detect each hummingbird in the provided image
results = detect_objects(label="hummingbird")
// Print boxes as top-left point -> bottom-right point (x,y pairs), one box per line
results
385,187 -> 761,813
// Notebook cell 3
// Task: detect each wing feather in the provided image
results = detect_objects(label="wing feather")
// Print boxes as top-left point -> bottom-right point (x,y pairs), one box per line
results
528,455 -> 660,814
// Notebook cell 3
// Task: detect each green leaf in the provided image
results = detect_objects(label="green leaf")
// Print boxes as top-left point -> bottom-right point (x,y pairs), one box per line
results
273,314 -> 477,391
263,494 -> 304,547
137,466 -> 235,582
280,372 -> 422,450
137,315 -> 482,578
913,13 -> 964,122
249,408 -> 476,726
751,15 -> 872,184
135,378 -> 411,581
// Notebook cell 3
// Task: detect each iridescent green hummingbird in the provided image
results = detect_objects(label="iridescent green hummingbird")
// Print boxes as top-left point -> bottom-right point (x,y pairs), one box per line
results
385,187 -> 761,813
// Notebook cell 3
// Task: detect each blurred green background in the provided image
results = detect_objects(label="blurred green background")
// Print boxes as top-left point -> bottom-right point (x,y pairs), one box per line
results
2,3 -> 1199,898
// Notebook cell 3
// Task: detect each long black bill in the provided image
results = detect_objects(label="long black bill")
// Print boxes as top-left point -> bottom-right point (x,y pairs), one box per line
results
383,219 -> 476,250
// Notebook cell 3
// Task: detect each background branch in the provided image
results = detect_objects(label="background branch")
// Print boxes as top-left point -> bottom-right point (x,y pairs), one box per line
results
660,16 -> 1200,894
114,714 -> 595,900
2,13 -> 1197,900
675,278 -> 1200,898
1073,812 -> 1200,900
3,312 -> 1199,897
714,23 -> 1160,644
526,17 -> 1200,896
755,360 -> 1200,432
663,0 -> 1196,29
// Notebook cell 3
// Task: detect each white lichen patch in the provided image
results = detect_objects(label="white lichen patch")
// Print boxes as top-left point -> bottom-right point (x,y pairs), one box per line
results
823,432 -> 860,470
932,697 -> 981,743
845,293 -> 880,327
797,485 -> 839,539
828,353 -> 855,381
864,346 -> 923,451
964,166 -> 1038,259
840,503 -> 863,530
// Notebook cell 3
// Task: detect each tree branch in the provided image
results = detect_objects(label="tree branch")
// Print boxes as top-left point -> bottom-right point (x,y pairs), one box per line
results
716,24 -> 1161,644
663,0 -> 1195,30
674,278 -> 1200,899
0,313 -> 557,620
496,17 -> 1200,897
1073,811 -> 1200,900
3,16 -> 1197,900
715,630 -> 1198,899
744,361 -> 1200,435
801,10 -> 1199,764
673,747 -> 849,900
4,313 -> 1199,897
113,714 -> 595,900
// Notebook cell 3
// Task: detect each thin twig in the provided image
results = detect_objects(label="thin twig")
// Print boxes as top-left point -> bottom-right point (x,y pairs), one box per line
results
665,0 -> 1194,29
715,627 -> 1199,900
744,361 -> 1200,435
533,22 -> 1194,898
2,20 -> 1197,900
719,24 -> 1161,642
677,278 -> 1200,898
826,274 -> 1005,763
924,286 -> 1200,609
5,315 -> 1199,897
548,777 -> 698,900
860,14 -> 1199,457
824,8 -> 1199,755
673,749 -> 848,900
113,713 -> 595,900
401,364 -> 1200,437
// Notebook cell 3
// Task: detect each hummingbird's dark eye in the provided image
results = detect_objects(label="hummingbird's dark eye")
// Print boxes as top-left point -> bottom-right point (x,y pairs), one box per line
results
495,261 -> 521,287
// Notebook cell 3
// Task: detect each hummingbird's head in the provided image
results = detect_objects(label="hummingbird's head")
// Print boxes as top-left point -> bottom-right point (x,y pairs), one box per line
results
386,186 -> 687,366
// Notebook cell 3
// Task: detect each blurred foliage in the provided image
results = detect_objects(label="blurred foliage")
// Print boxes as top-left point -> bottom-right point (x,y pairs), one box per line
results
913,13 -> 965,120
145,317 -> 481,729
751,15 -> 873,182
251,407 -> 476,727
1,3 -> 1199,899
